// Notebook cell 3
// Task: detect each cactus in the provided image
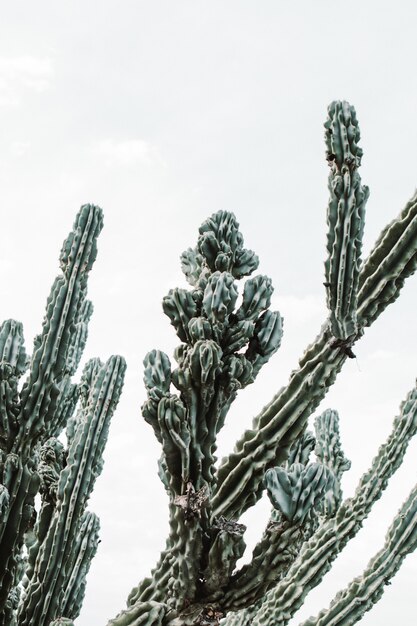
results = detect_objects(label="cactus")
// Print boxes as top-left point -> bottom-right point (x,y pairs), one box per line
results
3,101 -> 417,626
108,101 -> 417,626
0,205 -> 126,625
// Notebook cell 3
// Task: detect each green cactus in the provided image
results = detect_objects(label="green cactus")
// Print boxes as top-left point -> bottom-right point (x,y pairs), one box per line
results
3,101 -> 417,626
109,101 -> 417,626
0,205 -> 125,625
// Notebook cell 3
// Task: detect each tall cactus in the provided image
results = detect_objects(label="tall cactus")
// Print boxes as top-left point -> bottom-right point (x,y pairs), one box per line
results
0,205 -> 126,625
108,101 -> 417,626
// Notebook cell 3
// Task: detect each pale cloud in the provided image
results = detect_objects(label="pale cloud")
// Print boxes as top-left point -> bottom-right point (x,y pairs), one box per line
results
0,56 -> 53,106
93,138 -> 164,167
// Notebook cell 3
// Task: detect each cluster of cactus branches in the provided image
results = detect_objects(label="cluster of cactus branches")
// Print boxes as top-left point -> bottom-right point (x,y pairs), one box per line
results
2,100 -> 417,626
109,101 -> 417,626
0,205 -> 126,625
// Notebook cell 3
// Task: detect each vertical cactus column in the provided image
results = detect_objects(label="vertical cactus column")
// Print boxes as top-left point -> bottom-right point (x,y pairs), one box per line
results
324,100 -> 369,341
0,205 -> 125,625
18,355 -> 126,626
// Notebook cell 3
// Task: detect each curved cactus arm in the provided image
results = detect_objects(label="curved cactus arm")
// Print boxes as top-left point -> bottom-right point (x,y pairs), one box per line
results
17,355 -> 126,626
324,101 -> 369,340
297,483 -> 417,626
212,186 -> 417,521
246,386 -> 417,626
49,619 -> 75,626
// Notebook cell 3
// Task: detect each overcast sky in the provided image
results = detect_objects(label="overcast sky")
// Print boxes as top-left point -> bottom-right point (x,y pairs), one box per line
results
1,2 -> 417,625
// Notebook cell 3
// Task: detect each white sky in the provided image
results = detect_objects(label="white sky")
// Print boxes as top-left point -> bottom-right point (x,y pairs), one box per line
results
1,2 -> 417,625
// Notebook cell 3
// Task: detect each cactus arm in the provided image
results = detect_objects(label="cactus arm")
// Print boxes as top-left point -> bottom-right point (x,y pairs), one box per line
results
314,409 -> 351,513
22,436 -> 66,587
17,205 -> 103,451
212,188 -> 417,520
211,96 -> 417,523
0,207 -> 102,620
212,327 -> 346,519
60,511 -> 100,620
219,424 -> 346,615
17,355 -> 126,626
297,483 -> 417,626
0,320 -> 28,451
357,191 -> 417,326
220,519 -> 306,612
324,101 -> 369,340
247,386 -> 417,626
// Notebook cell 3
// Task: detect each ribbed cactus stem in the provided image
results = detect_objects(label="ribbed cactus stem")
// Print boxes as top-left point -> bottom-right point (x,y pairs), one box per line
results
249,386 -> 417,626
0,320 -> 28,375
126,209 -> 285,618
314,409 -> 351,513
17,205 -> 103,451
212,329 -> 346,519
0,206 -> 103,621
17,355 -> 126,626
299,482 -> 417,626
60,511 -> 100,619
0,320 -> 27,452
324,101 -> 369,340
220,520 -> 305,612
357,191 -> 417,326
212,187 -> 417,521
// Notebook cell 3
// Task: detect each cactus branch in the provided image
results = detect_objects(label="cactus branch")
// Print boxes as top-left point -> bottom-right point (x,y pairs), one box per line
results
298,481 -> 417,626
249,385 -> 417,626
212,186 -> 417,520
